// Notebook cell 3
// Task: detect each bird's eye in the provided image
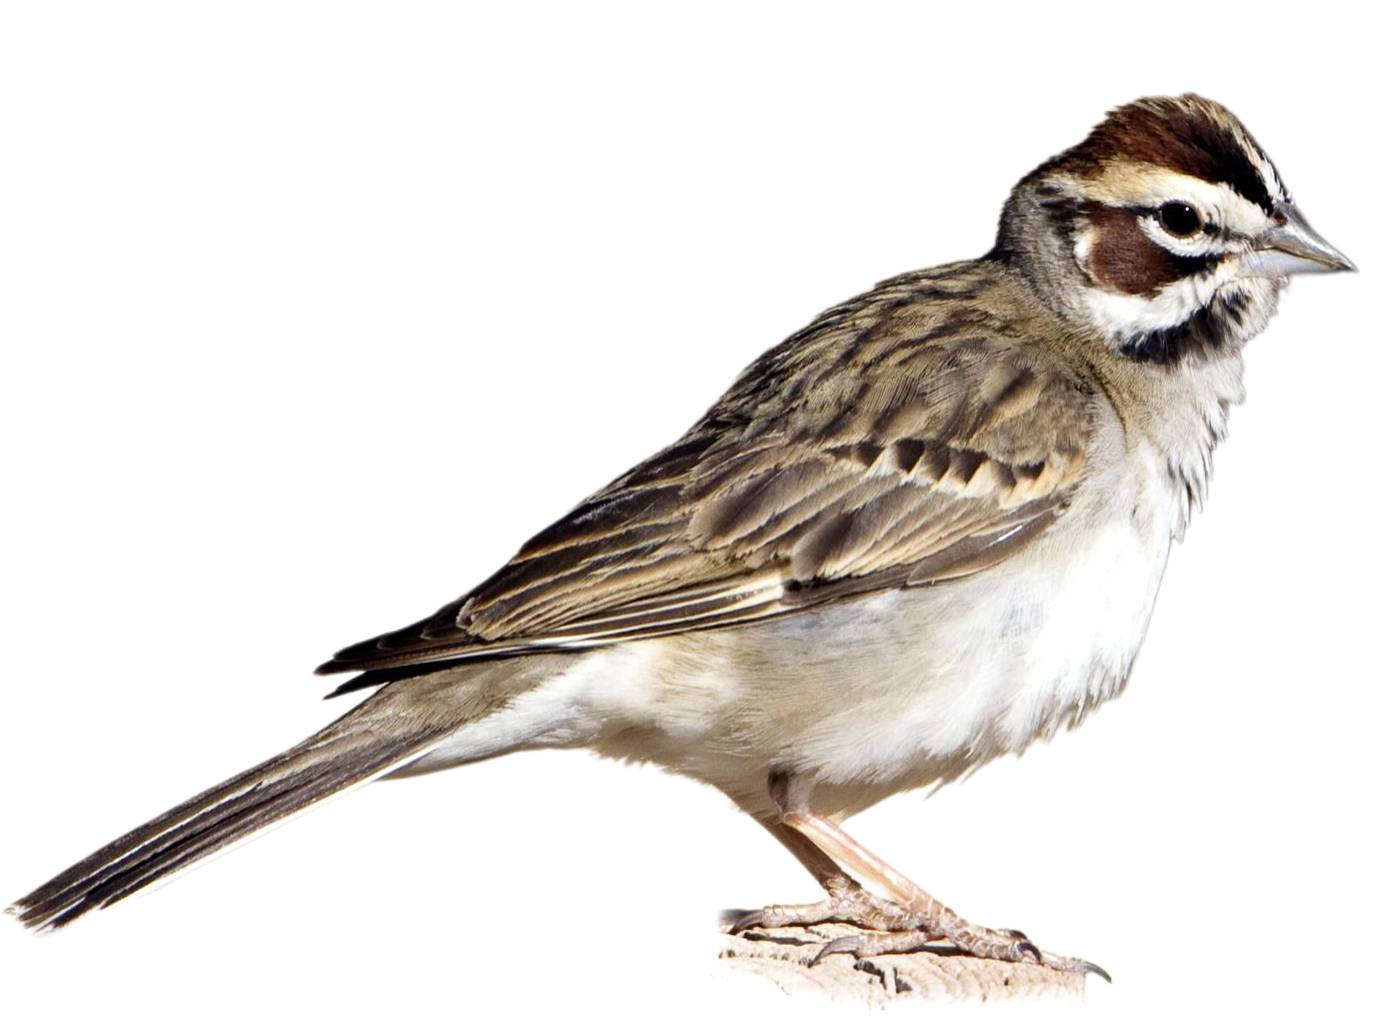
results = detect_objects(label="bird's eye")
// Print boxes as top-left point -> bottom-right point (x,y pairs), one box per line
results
1156,202 -> 1202,238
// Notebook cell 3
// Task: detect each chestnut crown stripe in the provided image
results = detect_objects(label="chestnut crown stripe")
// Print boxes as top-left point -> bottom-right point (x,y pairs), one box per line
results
1061,94 -> 1280,213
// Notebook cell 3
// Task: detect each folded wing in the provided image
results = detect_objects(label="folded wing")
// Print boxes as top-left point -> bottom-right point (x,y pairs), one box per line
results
318,268 -> 1095,691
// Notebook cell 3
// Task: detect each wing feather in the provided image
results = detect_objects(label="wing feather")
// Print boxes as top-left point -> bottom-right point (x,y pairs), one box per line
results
319,263 -> 1097,684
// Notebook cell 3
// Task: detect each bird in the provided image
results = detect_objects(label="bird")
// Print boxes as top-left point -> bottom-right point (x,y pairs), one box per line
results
8,94 -> 1354,979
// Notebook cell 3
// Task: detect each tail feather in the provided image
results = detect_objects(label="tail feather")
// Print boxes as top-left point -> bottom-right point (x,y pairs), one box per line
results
8,710 -> 450,931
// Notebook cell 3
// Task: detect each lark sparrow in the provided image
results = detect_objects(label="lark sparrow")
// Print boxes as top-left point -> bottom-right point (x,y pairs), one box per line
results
10,95 -> 1353,979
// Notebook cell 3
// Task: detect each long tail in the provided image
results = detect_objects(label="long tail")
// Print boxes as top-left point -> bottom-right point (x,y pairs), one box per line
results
7,691 -> 457,931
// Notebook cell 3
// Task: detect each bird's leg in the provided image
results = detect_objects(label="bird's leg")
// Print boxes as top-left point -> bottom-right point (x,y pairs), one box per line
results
723,820 -> 929,935
731,772 -> 1109,979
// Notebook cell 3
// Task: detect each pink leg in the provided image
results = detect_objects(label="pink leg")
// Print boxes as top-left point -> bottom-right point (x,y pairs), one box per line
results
724,817 -> 927,935
730,772 -> 1109,979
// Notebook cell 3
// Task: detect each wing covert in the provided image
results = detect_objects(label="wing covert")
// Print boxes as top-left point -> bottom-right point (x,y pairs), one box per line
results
318,265 -> 1096,689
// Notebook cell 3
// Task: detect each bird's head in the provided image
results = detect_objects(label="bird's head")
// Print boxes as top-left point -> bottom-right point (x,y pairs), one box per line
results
996,94 -> 1354,363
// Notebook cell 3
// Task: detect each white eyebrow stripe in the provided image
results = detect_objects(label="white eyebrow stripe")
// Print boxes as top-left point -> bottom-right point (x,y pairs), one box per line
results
1081,161 -> 1275,239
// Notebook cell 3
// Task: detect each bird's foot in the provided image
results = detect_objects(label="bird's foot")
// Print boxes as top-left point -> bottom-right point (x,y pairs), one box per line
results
808,920 -> 1110,981
724,877 -> 935,936
725,881 -> 1109,982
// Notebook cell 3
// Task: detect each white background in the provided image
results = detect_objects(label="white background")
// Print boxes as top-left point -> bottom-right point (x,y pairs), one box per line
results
1,2 -> 1375,1033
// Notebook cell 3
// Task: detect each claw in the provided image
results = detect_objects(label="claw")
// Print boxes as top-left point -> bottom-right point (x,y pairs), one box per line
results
1037,950 -> 1112,982
807,935 -> 860,966
1014,939 -> 1043,964
1080,960 -> 1113,984
724,909 -> 767,935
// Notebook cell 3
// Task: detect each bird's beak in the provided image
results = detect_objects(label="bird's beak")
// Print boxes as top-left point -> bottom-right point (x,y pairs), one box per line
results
1244,202 -> 1357,277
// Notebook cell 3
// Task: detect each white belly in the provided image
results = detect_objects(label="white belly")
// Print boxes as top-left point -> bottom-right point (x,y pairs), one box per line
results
573,504 -> 1174,816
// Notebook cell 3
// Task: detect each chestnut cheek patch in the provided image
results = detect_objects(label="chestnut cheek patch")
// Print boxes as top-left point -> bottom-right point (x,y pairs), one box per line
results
1086,204 -> 1212,296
